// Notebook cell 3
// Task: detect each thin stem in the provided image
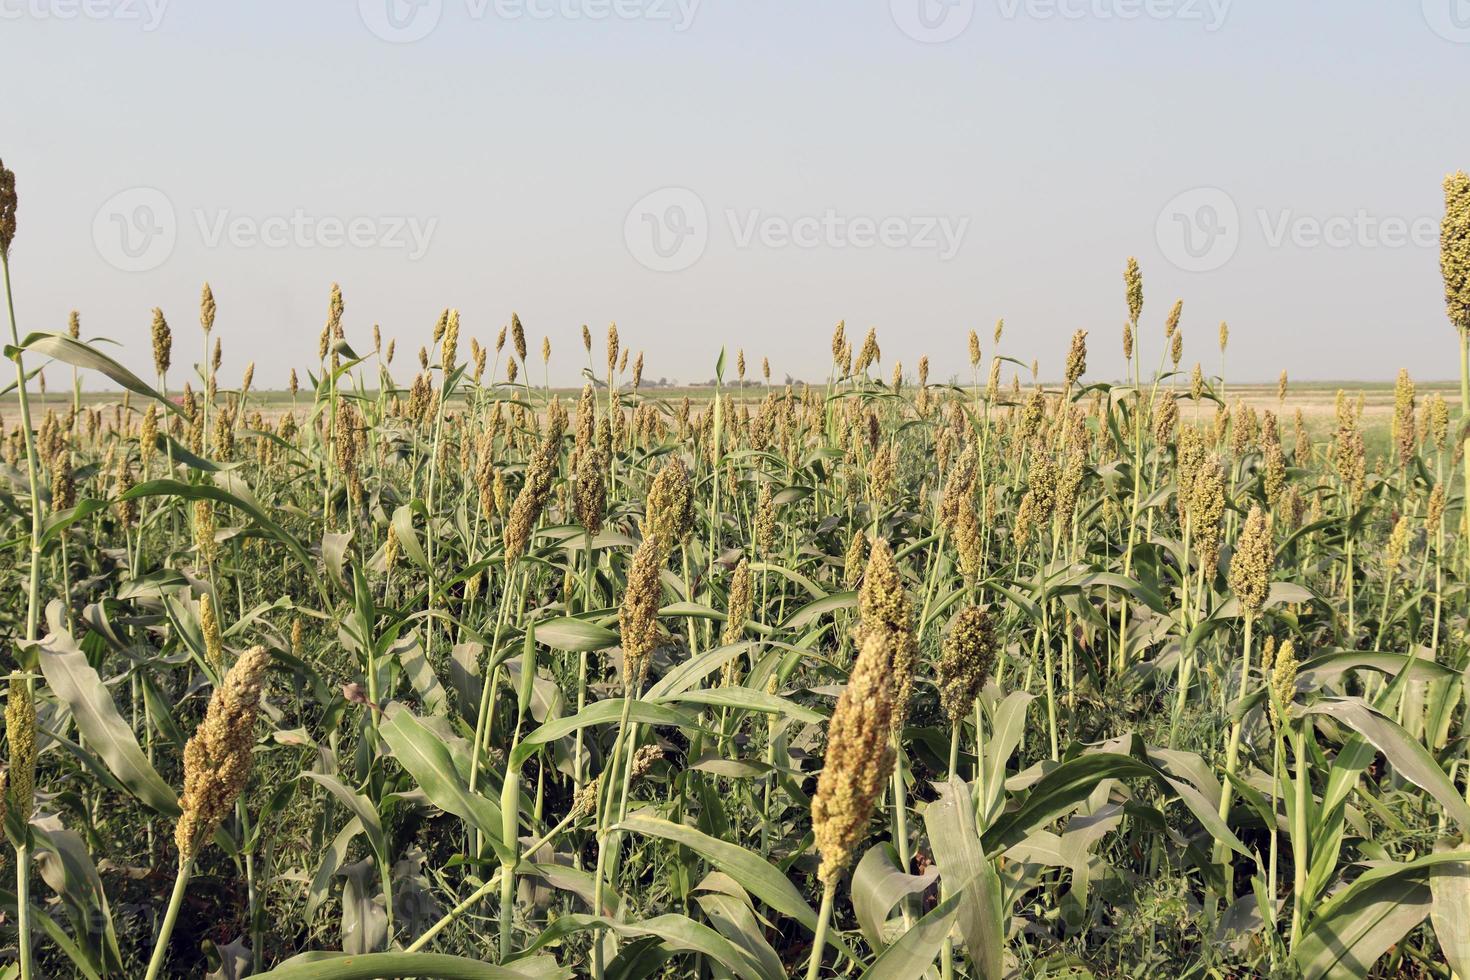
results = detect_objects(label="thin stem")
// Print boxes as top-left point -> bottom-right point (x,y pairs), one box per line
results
143,859 -> 192,980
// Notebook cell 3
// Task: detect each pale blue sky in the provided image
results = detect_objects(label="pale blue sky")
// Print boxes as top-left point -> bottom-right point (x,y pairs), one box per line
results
2,1 -> 1468,387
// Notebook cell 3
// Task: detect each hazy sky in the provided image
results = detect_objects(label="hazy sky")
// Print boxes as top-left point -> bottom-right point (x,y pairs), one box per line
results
3,0 -> 1468,389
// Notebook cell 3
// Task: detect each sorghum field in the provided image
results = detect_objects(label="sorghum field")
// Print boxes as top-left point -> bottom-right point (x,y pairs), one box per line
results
2,164 -> 1470,980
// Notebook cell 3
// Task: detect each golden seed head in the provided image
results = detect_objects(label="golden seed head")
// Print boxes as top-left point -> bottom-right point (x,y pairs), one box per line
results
618,535 -> 665,688
1385,514 -> 1411,571
1170,328 -> 1183,369
1392,368 -> 1416,467
812,631 -> 896,884
855,328 -> 880,374
1441,171 -> 1470,331
1277,370 -> 1288,403
937,605 -> 997,725
1064,329 -> 1087,386
175,646 -> 271,860
193,498 -> 219,566
1165,299 -> 1182,339
1228,505 -> 1274,618
0,158 -> 16,255
1122,321 -> 1134,360
968,329 -> 981,367
1190,452 -> 1227,570
542,336 -> 551,364
722,558 -> 752,646
151,307 -> 173,377
510,312 -> 527,362
1428,483 -> 1446,529
327,283 -> 344,339
1269,639 -> 1299,730
1218,320 -> 1229,354
1124,257 -> 1143,324
67,309 -> 80,339
843,531 -> 868,590
200,282 -> 217,334
50,450 -> 75,509
607,323 -> 620,376
1154,390 -> 1179,444
856,538 -> 917,737
5,678 -> 37,825
646,456 -> 694,556
754,482 -> 776,557
442,309 -> 460,372
115,454 -> 136,524
199,591 -> 226,670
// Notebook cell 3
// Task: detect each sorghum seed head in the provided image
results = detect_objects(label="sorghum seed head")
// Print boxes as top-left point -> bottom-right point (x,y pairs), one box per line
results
1269,639 -> 1299,730
812,632 -> 896,884
1441,171 -> 1470,331
5,678 -> 37,826
937,605 -> 997,725
199,591 -> 226,671
151,308 -> 173,377
722,558 -> 752,646
1124,257 -> 1143,324
175,646 -> 271,860
1228,504 -> 1274,619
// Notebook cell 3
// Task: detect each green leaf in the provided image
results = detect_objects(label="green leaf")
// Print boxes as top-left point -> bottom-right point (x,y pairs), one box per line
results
614,814 -> 828,942
859,888 -> 963,980
302,774 -> 385,860
654,687 -> 826,724
512,700 -> 696,769
378,705 -> 503,850
534,617 -> 617,652
251,952 -> 565,979
1430,840 -> 1470,978
12,332 -> 180,415
780,591 -> 856,630
923,777 -> 1004,979
36,631 -> 180,817
1304,699 -> 1470,830
851,843 -> 938,952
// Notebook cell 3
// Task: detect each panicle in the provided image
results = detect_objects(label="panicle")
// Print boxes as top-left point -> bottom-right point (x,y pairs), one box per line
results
811,631 -> 896,883
174,646 -> 271,860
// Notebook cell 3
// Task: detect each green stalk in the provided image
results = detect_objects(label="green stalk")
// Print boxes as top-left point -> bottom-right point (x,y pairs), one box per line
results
1215,614 -> 1253,882
1289,725 -> 1308,952
804,879 -> 837,980
2,252 -> 44,647
143,859 -> 192,980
